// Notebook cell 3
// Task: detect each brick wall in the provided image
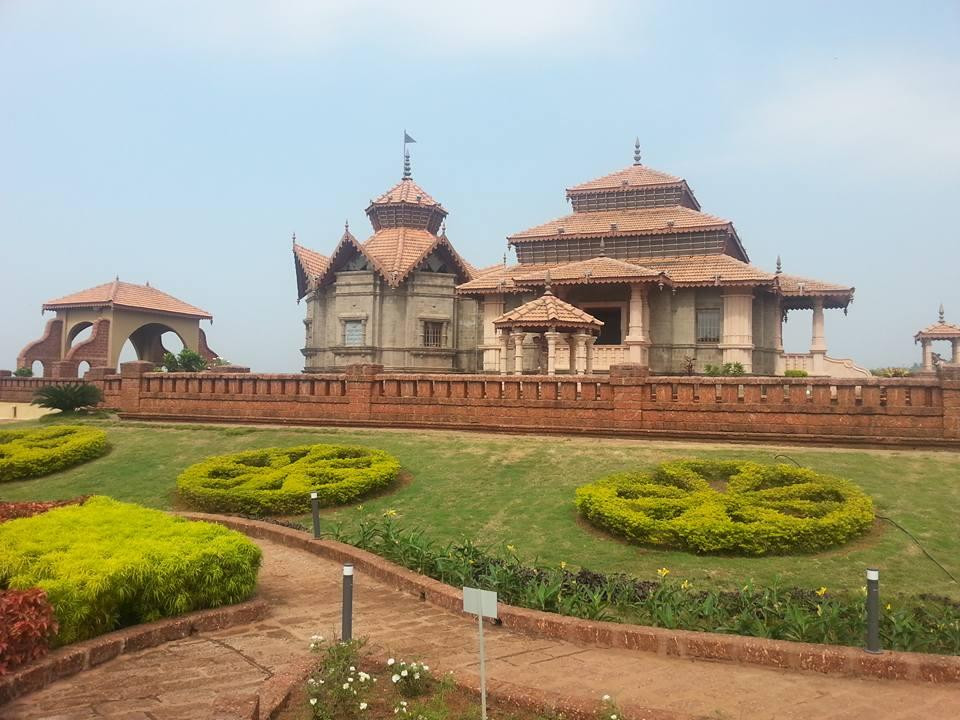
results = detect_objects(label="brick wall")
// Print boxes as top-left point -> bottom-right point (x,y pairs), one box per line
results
2,364 -> 958,446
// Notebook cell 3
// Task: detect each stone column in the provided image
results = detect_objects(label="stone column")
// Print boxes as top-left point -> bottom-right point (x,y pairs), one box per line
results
544,330 -> 561,376
952,339 -> 960,365
573,333 -> 590,375
511,331 -> 526,375
719,288 -> 755,373
624,283 -> 650,366
585,334 -> 597,374
498,331 -> 509,374
922,339 -> 934,372
810,297 -> 826,376
482,294 -> 506,372
774,301 -> 786,376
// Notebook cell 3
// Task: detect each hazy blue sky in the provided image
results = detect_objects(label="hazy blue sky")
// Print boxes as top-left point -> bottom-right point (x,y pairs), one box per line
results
2,1 -> 958,372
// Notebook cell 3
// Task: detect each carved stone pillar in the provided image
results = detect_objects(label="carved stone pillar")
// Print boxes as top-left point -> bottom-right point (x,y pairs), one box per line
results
498,331 -> 509,374
585,334 -> 597,374
483,294 -> 506,372
511,331 -> 526,376
774,300 -> 786,376
922,340 -> 934,372
810,297 -> 826,376
544,331 -> 561,376
625,283 -> 650,366
719,288 -> 755,373
952,339 -> 960,365
573,333 -> 590,375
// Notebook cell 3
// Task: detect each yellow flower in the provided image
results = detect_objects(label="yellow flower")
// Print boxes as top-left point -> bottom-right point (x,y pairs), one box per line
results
815,586 -> 827,597
356,505 -> 364,512
885,603 -> 892,611
657,567 -> 670,578
560,561 -> 567,570
680,579 -> 692,591
383,509 -> 398,518
816,604 -> 823,617
506,544 -> 516,553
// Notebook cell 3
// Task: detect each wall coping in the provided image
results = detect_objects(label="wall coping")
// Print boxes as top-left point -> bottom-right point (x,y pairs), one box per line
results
0,598 -> 269,707
182,513 -> 960,686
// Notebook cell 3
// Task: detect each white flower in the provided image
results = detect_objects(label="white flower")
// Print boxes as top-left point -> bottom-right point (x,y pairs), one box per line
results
602,695 -> 611,702
400,669 -> 408,677
342,683 -> 350,690
349,666 -> 355,671
359,702 -> 368,710
401,701 -> 408,706
348,677 -> 354,683
413,673 -> 419,679
318,679 -> 324,684
310,698 -> 317,706
392,674 -> 401,683
611,715 -> 618,720
422,665 -> 429,671
387,658 -> 395,666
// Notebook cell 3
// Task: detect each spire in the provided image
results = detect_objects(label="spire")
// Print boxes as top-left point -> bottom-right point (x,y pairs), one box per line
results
939,303 -> 945,323
344,220 -> 349,232
598,238 -> 606,256
291,231 -> 296,246
403,149 -> 411,179
544,269 -> 553,294
633,137 -> 642,165
775,255 -> 782,274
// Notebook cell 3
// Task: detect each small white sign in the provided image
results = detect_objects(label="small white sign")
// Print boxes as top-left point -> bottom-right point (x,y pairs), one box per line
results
463,586 -> 498,619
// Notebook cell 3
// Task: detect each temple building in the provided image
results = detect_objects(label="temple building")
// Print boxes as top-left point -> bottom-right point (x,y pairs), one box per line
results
458,141 -> 867,376
293,151 -> 480,372
915,305 -> 960,373
294,141 -> 868,377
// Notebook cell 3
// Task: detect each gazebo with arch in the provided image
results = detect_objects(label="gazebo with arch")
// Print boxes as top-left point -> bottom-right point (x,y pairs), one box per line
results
493,285 -> 604,375
914,304 -> 960,373
16,278 -> 217,378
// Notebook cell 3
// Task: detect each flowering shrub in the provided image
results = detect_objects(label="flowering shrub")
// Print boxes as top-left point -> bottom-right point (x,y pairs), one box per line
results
330,516 -> 960,655
387,657 -> 431,698
176,444 -> 401,515
575,460 -> 874,555
0,496 -> 261,644
306,636 -> 373,720
0,496 -> 88,523
0,589 -> 59,675
0,425 -> 108,482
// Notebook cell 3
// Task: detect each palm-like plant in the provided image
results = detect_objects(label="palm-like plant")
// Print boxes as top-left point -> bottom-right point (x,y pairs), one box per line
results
32,383 -> 104,412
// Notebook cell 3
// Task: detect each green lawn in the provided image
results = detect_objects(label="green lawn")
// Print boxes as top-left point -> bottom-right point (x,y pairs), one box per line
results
2,418 -> 959,599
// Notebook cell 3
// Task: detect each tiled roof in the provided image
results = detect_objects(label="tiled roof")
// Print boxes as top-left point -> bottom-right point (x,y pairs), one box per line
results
567,164 -> 684,193
494,291 -> 603,330
776,273 -> 853,296
513,256 -> 666,286
43,280 -> 212,319
364,227 -> 438,278
457,254 -> 776,294
915,322 -> 960,340
370,178 -> 441,207
293,243 -> 330,300
508,206 -> 731,242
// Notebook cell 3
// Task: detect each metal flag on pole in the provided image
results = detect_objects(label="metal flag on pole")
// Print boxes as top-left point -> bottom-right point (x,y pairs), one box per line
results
404,131 -> 416,144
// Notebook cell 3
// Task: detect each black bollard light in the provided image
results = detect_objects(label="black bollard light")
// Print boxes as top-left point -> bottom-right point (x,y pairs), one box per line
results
865,568 -> 882,654
310,491 -> 321,539
342,563 -> 354,642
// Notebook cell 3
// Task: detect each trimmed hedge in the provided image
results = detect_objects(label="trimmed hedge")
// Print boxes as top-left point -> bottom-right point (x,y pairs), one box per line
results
177,444 -> 402,515
0,589 -> 58,675
0,497 -> 261,644
0,425 -> 108,482
575,460 -> 875,555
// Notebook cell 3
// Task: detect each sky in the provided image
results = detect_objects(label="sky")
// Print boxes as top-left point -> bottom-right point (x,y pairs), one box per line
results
2,1 -> 958,372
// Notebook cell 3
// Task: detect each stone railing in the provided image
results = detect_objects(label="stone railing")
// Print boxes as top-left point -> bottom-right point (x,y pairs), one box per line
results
782,352 -> 871,378
2,362 -> 958,445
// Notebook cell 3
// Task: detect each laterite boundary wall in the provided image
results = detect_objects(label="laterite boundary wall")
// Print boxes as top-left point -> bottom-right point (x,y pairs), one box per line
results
2,361 -> 960,446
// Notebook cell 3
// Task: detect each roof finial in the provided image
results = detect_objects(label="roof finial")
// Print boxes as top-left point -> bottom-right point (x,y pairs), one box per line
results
440,222 -> 446,236
939,303 -> 945,323
115,274 -> 119,282
544,269 -> 552,294
344,219 -> 349,232
599,238 -> 606,256
291,231 -> 296,245
775,255 -> 782,274
403,149 -> 411,179
633,137 -> 642,165
502,252 -> 507,267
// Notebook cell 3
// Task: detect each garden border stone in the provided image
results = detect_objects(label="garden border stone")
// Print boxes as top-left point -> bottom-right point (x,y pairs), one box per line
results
0,598 -> 268,706
182,513 -> 960,686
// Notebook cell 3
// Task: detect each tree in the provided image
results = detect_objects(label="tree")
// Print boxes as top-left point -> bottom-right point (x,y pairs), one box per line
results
32,383 -> 104,412
13,367 -> 33,377
161,348 -> 208,372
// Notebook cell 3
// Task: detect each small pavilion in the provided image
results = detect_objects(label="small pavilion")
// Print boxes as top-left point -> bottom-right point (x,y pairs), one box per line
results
493,285 -> 603,375
914,305 -> 960,373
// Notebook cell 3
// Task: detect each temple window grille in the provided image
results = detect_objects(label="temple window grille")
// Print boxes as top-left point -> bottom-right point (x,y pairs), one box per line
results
343,320 -> 365,346
422,321 -> 445,348
696,309 -> 722,343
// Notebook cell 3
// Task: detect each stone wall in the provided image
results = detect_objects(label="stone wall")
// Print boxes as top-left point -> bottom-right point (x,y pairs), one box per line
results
5,363 -> 958,446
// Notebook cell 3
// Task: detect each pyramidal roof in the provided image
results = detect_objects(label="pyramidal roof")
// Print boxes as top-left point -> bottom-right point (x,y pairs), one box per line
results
567,163 -> 685,194
43,280 -> 212,319
493,291 -> 603,330
915,306 -> 960,340
370,178 -> 442,208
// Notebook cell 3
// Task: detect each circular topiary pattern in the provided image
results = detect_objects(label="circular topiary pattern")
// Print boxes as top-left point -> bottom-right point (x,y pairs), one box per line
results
575,460 -> 874,555
0,425 -> 108,482
177,444 -> 402,515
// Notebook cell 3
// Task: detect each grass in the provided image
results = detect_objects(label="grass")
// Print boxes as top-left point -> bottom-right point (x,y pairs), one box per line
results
2,417 -> 959,599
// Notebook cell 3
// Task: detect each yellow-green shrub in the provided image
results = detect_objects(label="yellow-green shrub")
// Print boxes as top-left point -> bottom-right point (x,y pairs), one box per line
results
0,425 -> 108,482
177,444 -> 401,515
0,497 -> 261,644
575,460 -> 874,555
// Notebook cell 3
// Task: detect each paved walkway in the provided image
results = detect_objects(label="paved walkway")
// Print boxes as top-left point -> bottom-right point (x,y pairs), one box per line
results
4,538 -> 959,720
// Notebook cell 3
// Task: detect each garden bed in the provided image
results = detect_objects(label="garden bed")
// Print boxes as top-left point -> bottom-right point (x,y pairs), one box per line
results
0,425 -> 107,482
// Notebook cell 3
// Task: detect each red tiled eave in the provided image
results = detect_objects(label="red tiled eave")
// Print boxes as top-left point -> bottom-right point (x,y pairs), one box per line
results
43,281 -> 212,319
